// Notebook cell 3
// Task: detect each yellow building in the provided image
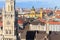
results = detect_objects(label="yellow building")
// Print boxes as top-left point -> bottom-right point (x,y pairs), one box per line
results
28,7 -> 43,19
29,6 -> 36,18
18,7 -> 43,19
39,8 -> 43,19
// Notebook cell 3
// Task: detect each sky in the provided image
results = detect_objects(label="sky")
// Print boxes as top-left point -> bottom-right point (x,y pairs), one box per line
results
0,0 -> 60,8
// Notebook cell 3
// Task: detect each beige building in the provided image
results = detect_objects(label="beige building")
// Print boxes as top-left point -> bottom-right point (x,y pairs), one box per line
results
0,0 -> 16,40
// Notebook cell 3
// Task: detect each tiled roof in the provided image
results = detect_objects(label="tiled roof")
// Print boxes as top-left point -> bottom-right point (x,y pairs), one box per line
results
30,19 -> 45,26
0,21 -> 2,27
44,9 -> 51,14
36,31 -> 47,39
55,10 -> 60,14
31,20 -> 41,25
49,31 -> 60,40
56,10 -> 60,12
49,21 -> 60,25
37,17 -> 46,22
56,16 -> 60,18
18,20 -> 24,24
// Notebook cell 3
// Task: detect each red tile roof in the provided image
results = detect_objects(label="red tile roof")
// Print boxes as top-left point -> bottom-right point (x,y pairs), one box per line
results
44,9 -> 51,14
0,21 -> 3,27
48,21 -> 60,25
56,10 -> 60,12
37,17 -> 46,22
18,20 -> 24,24
55,10 -> 60,14
56,16 -> 60,18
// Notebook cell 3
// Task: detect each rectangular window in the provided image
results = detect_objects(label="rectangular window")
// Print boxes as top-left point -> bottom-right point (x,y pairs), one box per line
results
9,30 -> 11,34
9,38 -> 12,40
5,30 -> 8,34
5,30 -> 12,34
11,15 -> 13,18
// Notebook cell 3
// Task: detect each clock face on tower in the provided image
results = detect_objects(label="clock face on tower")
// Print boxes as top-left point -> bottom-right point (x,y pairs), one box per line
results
4,13 -> 13,18
7,21 -> 10,25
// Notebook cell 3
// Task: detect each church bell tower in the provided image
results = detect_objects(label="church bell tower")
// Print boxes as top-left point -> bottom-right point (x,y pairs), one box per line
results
2,0 -> 16,40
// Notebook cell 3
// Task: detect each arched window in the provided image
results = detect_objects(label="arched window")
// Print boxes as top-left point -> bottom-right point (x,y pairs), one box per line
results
9,30 -> 11,34
8,5 -> 10,11
6,30 -> 8,34
11,5 -> 13,11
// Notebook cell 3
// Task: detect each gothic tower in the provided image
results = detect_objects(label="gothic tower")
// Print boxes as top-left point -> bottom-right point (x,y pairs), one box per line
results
2,0 -> 16,40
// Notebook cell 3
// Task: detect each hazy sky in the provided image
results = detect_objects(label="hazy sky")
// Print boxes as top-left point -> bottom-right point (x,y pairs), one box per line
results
0,0 -> 60,8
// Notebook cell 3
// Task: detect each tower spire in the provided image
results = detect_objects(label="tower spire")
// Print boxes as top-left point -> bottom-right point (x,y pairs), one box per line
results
5,0 -> 15,12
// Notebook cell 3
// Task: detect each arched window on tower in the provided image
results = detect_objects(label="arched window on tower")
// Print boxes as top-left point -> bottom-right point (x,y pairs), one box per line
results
8,5 -> 10,11
9,30 -> 11,34
11,14 -> 13,18
11,5 -> 13,11
5,30 -> 8,34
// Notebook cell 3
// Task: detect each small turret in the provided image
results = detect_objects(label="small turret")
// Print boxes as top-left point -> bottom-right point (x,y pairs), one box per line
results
40,8 -> 43,19
30,6 -> 35,18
